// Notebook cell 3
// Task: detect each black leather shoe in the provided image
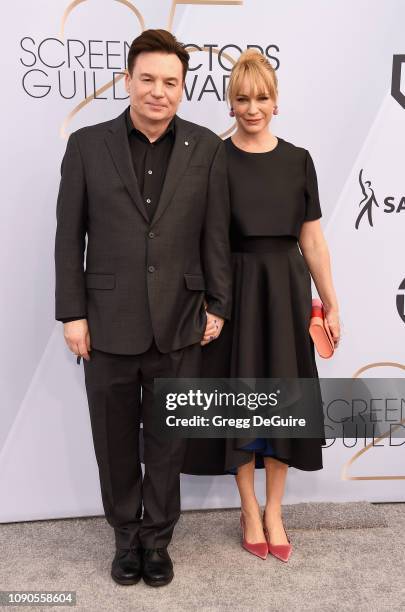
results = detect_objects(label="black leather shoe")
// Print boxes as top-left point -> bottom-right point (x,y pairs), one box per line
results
142,548 -> 174,587
111,547 -> 142,585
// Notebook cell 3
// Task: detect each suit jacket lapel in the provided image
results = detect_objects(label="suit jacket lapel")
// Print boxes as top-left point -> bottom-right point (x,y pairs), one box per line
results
151,115 -> 196,226
104,110 -> 149,223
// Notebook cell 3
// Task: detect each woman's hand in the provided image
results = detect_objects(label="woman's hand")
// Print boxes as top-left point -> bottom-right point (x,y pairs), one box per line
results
299,221 -> 341,350
201,312 -> 224,346
324,307 -> 341,348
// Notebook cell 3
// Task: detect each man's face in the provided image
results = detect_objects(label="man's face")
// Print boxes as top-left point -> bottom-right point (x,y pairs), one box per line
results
125,51 -> 184,124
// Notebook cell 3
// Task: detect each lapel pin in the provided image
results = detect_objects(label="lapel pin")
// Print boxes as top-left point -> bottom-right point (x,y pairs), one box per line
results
184,140 -> 189,146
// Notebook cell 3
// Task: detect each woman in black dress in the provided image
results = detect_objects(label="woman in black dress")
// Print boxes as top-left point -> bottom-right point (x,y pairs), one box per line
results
183,50 -> 340,562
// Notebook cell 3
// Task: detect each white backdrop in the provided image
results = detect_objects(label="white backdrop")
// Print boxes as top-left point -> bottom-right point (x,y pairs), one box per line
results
1,0 -> 405,522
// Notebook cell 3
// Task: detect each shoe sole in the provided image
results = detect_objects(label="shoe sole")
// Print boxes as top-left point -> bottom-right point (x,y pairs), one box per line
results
111,571 -> 142,586
143,573 -> 174,587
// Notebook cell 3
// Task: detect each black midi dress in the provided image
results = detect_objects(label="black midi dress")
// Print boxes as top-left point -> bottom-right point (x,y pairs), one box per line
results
182,136 -> 326,475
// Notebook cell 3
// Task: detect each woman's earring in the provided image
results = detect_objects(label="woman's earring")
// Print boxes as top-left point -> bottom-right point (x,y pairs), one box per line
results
273,105 -> 279,115
229,107 -> 235,117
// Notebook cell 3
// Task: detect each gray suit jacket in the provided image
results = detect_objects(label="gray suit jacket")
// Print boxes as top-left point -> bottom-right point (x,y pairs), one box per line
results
54,109 -> 232,354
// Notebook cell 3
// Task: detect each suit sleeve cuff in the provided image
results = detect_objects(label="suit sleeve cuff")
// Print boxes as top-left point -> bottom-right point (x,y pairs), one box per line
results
57,315 -> 87,323
205,302 -> 231,321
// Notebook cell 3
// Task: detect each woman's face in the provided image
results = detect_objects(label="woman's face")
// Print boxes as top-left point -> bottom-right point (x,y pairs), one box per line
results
232,76 -> 276,135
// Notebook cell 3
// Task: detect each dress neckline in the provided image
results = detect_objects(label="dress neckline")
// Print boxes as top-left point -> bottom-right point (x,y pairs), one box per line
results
228,135 -> 282,155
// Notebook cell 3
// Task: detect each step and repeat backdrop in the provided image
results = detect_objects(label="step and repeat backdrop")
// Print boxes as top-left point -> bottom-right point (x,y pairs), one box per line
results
1,0 -> 404,522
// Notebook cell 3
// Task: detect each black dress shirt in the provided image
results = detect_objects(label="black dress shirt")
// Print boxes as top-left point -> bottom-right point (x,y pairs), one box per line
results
60,107 -> 175,324
126,105 -> 175,220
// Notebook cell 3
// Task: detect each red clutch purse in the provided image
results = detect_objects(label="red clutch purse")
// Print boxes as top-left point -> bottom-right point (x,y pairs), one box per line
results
309,299 -> 335,359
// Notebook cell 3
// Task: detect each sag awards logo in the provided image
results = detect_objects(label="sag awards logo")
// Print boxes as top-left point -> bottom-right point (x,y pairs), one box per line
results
18,0 -> 280,137
355,169 -> 405,229
355,54 -> 405,229
343,54 -> 405,481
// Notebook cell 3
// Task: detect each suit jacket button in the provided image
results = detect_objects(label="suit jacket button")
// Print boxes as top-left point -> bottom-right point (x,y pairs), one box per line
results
148,231 -> 155,239
148,265 -> 155,273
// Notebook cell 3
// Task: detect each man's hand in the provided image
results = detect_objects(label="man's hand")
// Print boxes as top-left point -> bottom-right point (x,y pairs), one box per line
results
63,319 -> 91,360
201,312 -> 224,346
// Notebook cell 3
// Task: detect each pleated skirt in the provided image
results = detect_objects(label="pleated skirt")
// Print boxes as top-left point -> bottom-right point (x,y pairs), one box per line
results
182,236 -> 325,475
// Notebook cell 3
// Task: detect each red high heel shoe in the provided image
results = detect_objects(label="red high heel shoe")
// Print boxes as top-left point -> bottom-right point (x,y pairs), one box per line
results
240,513 -> 268,560
263,511 -> 292,563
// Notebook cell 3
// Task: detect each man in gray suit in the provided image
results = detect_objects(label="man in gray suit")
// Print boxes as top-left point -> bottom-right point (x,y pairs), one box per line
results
55,29 -> 231,587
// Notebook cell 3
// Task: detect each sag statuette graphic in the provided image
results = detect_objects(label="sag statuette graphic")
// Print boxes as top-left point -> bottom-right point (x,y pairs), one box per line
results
355,168 -> 405,229
355,169 -> 379,229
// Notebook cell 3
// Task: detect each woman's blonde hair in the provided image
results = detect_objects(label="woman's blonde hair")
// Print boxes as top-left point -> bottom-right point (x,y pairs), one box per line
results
227,49 -> 278,106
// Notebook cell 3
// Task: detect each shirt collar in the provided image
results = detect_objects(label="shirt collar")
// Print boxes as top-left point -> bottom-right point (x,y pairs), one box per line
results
125,106 -> 175,143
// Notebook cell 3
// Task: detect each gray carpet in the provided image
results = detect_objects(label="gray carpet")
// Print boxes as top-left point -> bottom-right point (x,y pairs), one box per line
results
0,502 -> 404,612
